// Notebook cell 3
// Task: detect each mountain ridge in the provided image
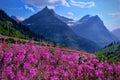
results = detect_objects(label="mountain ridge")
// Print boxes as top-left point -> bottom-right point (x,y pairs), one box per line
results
22,7 -> 100,52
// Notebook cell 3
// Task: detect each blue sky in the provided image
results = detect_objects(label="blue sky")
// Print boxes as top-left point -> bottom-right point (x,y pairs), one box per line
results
0,0 -> 120,31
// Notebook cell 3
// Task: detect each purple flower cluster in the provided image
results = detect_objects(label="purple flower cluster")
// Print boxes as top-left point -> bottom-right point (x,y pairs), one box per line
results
0,42 -> 120,80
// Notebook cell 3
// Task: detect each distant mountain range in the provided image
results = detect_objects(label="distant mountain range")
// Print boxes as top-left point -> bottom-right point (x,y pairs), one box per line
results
112,28 -> 120,40
71,15 -> 118,47
22,6 -> 100,52
11,16 -> 20,23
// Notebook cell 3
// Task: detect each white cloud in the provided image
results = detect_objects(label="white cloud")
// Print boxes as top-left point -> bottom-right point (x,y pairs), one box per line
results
108,12 -> 120,16
24,5 -> 35,12
70,0 -> 95,8
23,0 -> 70,9
16,16 -> 25,21
67,12 -> 74,16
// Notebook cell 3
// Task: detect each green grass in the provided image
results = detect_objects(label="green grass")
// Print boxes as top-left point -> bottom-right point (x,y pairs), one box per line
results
95,42 -> 120,63
0,20 -> 29,39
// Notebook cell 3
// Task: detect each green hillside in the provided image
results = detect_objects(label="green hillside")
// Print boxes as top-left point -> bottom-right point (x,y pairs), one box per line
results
0,20 -> 28,39
95,42 -> 120,63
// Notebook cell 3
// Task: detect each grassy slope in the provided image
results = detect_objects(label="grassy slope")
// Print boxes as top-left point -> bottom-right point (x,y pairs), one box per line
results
95,42 -> 120,62
0,20 -> 28,39
0,9 -> 29,39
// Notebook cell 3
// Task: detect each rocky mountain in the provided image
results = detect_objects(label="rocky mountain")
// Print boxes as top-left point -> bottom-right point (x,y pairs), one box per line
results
71,15 -> 118,47
112,28 -> 120,40
22,7 -> 100,52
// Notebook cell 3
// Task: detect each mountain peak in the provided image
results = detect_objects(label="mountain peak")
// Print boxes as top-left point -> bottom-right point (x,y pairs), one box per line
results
91,15 -> 101,21
93,15 -> 99,18
44,6 -> 49,10
79,15 -> 91,22
79,15 -> 103,24
94,15 -> 99,17
38,6 -> 55,16
42,6 -> 54,12
82,15 -> 91,19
